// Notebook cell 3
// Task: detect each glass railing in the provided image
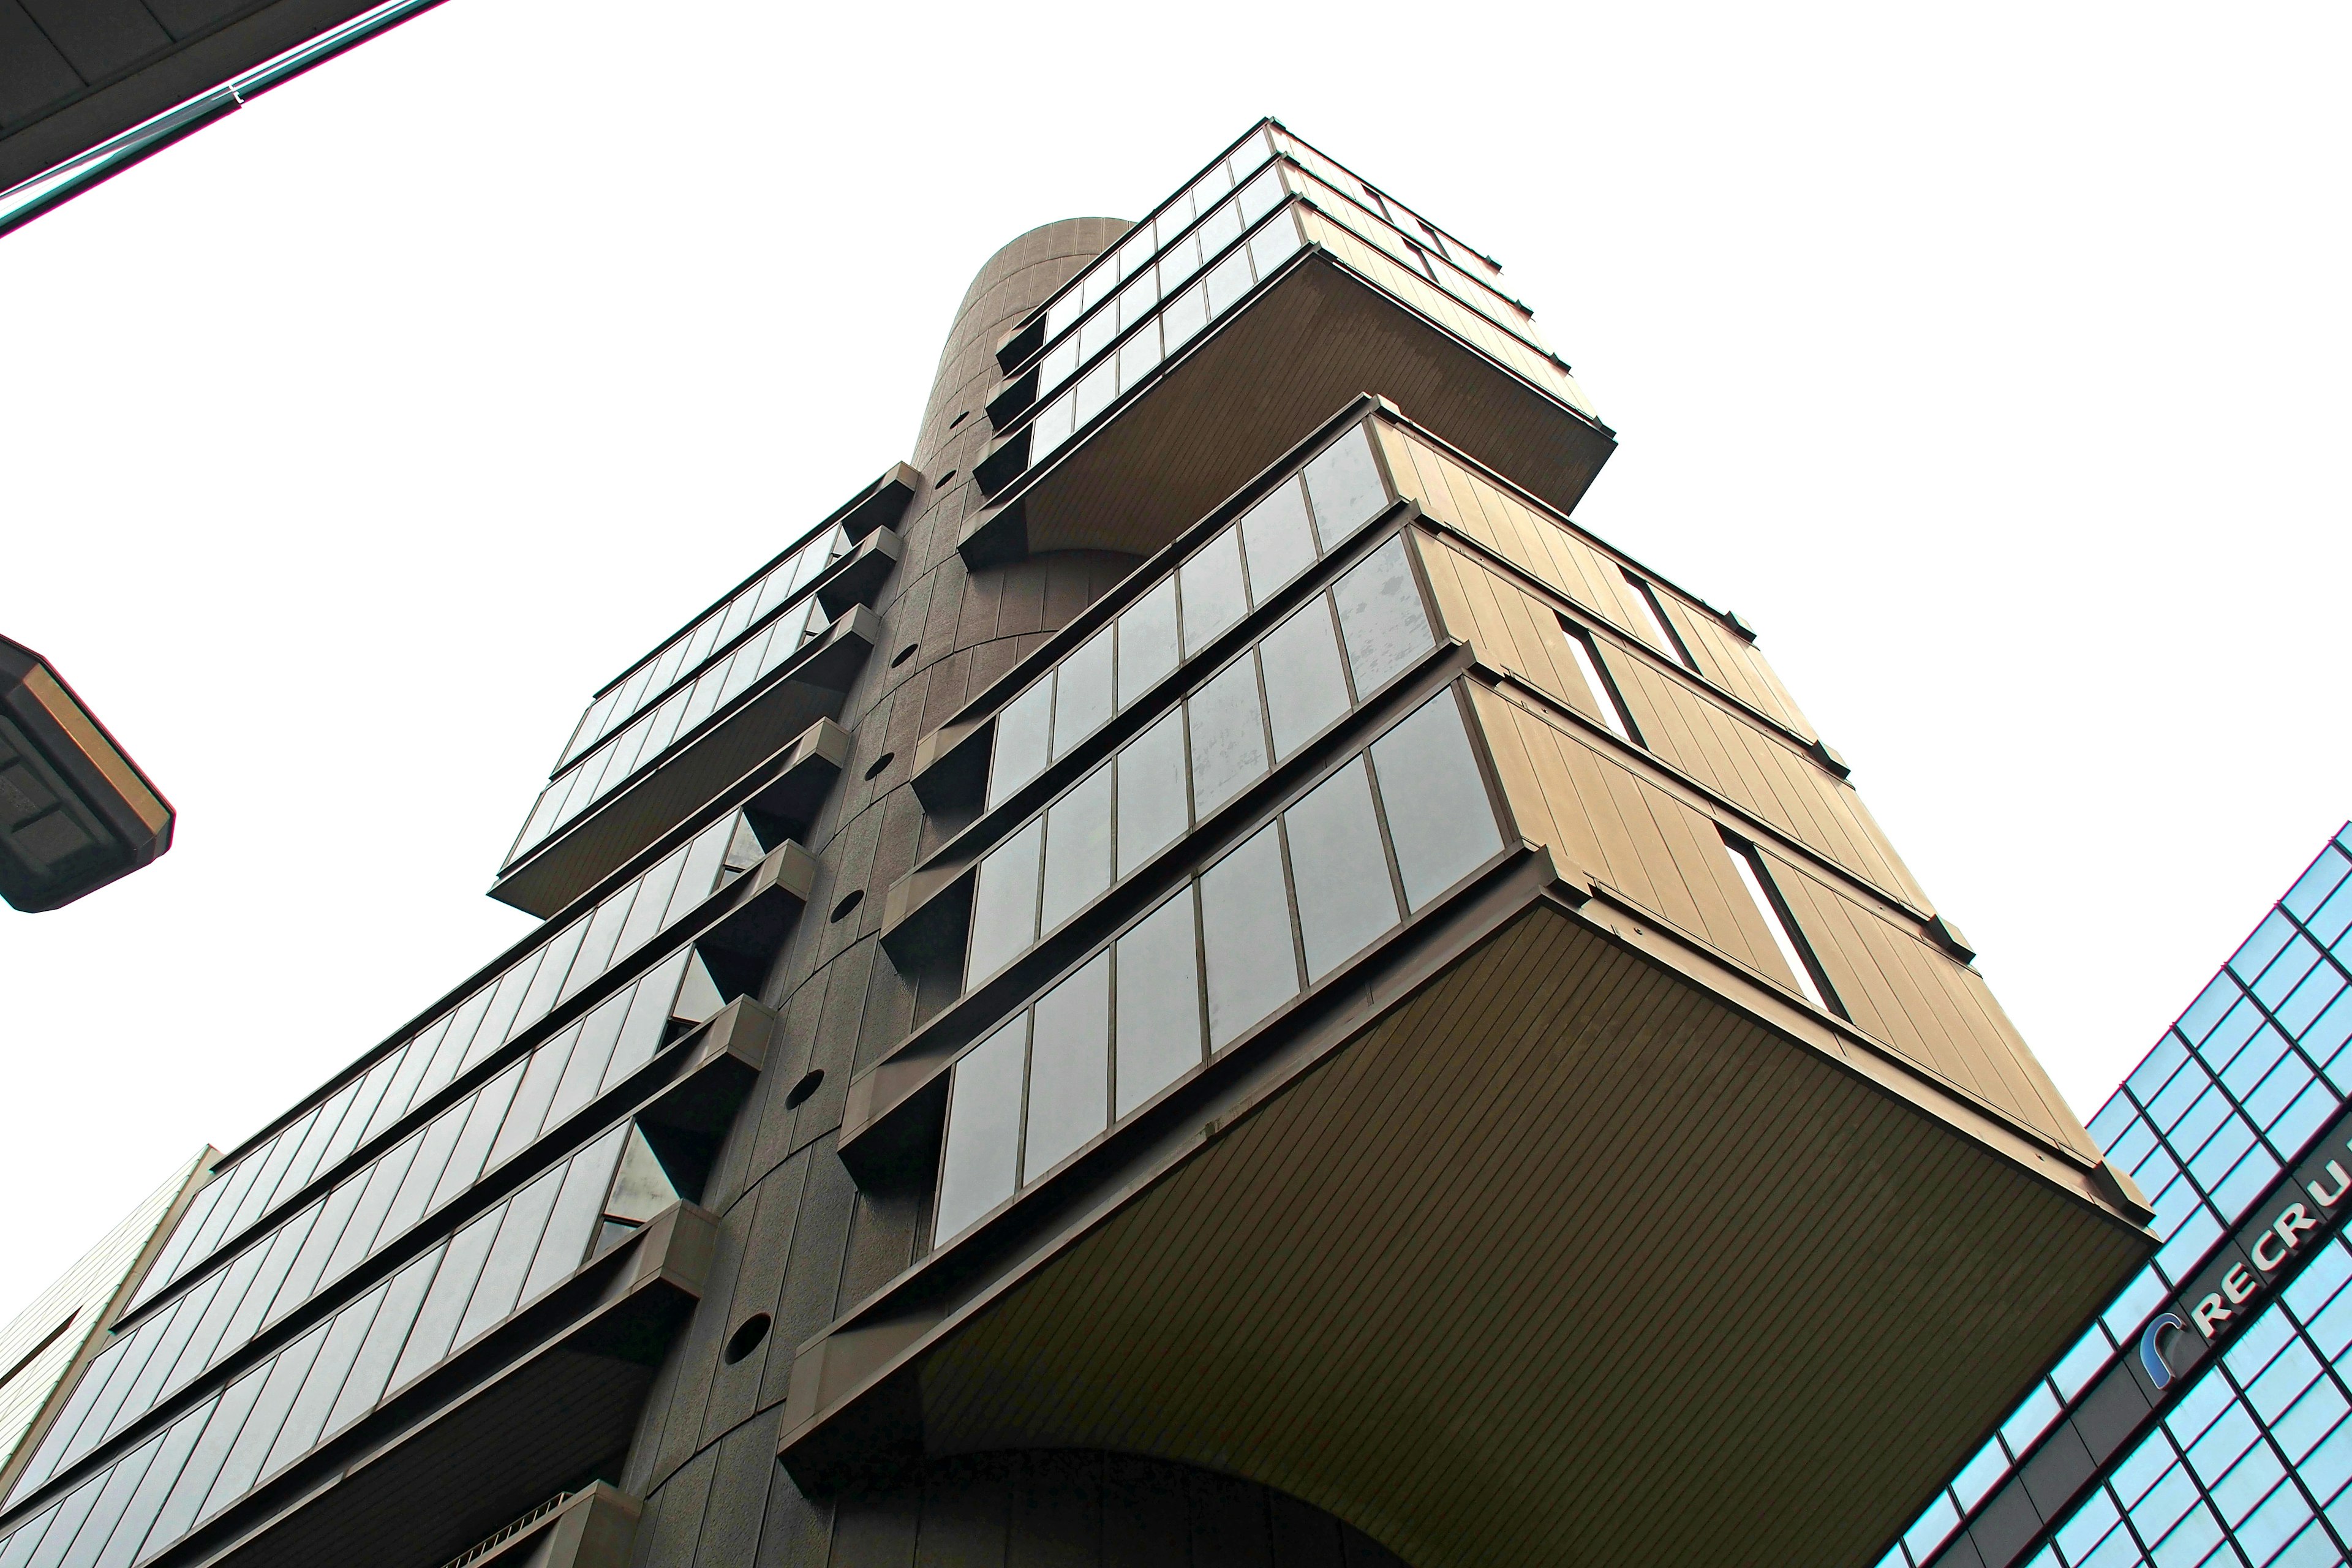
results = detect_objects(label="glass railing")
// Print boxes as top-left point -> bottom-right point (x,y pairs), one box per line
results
968,533 -> 1434,986
935,687 -> 1504,1242
508,595 -> 833,869
132,812 -> 772,1316
551,521 -> 851,775
0,1125 -> 651,1567
983,419 -> 1392,810
7,945 -> 724,1507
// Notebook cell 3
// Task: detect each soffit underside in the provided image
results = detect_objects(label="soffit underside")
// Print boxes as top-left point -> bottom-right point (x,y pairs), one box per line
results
911,907 -> 2150,1568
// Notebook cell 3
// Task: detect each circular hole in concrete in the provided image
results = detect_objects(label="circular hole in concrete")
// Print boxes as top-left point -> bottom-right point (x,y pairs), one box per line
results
948,410 -> 970,429
864,752 -> 894,780
785,1069 -> 824,1110
723,1314 -> 771,1365
829,889 -> 864,923
935,470 -> 958,488
891,644 -> 918,668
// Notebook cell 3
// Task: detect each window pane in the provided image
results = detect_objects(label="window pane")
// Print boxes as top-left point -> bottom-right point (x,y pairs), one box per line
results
989,680 -> 1054,810
938,1018 -> 1030,1242
1302,424 -> 1388,548
260,1283 -> 382,1477
432,1062 -> 527,1213
1186,655 -> 1269,816
488,1022 -> 578,1170
1334,536 -> 1434,694
200,1323 -> 328,1520
1286,760 -> 1402,982
1115,709 -> 1190,878
1025,954 -> 1111,1182
324,1246 -> 440,1437
1260,599 -> 1352,761
1180,528 -> 1251,657
520,1128 -> 628,1303
969,818 -> 1044,982
1117,326 -> 1162,394
1116,578 -> 1179,710
1054,627 -> 1115,760
389,1212 -> 502,1391
1371,693 -> 1501,910
1204,246 -> 1253,316
452,1169 -> 565,1351
1039,765 -> 1114,935
1562,629 -> 1632,743
1072,359 -> 1117,428
148,1370 -> 266,1554
612,845 -> 691,969
562,890 -> 638,1005
1239,479 -> 1317,602
1161,281 -> 1209,350
1115,891 -> 1204,1118
1200,824 -> 1300,1050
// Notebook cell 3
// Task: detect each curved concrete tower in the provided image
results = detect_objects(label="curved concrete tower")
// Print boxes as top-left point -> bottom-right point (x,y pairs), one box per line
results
0,123 -> 2154,1568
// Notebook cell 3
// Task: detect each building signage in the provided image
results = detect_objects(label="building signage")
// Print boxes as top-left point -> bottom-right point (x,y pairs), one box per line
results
2139,1105 -> 2352,1389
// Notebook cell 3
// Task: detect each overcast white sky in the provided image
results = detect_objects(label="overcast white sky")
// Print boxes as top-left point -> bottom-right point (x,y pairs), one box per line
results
2,0 -> 2345,1320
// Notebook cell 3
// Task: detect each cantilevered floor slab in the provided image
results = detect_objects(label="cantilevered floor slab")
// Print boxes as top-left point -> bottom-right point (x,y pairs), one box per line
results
962,247 -> 1615,569
782,895 -> 2152,1568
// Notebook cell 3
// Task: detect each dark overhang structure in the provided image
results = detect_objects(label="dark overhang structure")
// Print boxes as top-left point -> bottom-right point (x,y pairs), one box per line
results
0,0 -> 443,238
0,634 -> 172,911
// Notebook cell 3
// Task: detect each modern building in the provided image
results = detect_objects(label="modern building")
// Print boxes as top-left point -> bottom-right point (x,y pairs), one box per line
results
0,1154 -> 213,1497
1888,827 -> 2352,1568
0,121 -> 2156,1568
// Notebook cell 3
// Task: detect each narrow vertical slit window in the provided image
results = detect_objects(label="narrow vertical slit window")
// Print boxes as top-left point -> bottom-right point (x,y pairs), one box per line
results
1559,622 -> 1638,745
1722,834 -> 1838,1016
1621,570 -> 1697,672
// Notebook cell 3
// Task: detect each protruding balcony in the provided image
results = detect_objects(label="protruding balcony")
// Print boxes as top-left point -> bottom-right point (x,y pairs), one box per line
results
492,621 -> 872,919
781,409 -> 2154,1568
957,157 -> 1613,571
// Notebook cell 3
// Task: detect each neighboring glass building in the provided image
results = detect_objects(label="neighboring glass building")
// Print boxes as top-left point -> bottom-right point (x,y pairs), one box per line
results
1890,828 -> 2352,1568
0,122 -> 2157,1568
0,1153 -> 211,1498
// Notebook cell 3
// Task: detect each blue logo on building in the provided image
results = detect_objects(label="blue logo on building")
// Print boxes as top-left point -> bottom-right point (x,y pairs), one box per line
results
2141,1311 -> 2186,1389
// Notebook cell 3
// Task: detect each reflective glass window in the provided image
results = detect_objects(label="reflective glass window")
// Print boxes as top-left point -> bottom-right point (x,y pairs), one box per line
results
1286,760 -> 1400,982
1259,600 -> 1352,761
1199,824 -> 1299,1050
1115,709 -> 1191,879
937,1018 -> 1029,1241
989,679 -> 1054,810
1054,628 -> 1115,761
1116,579 -> 1179,710
1332,537 -> 1433,695
1114,891 -> 1202,1118
970,818 -> 1044,982
1186,654 -> 1268,815
1024,954 -> 1111,1181
1039,765 -> 1114,934
1301,423 -> 1387,546
1370,693 -> 1501,910
1179,529 -> 1250,656
1238,479 -> 1317,601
